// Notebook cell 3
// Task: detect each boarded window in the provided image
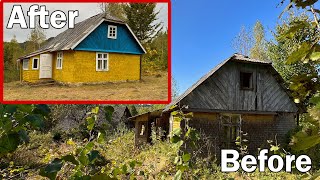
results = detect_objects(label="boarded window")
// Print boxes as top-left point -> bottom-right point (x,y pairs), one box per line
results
240,72 -> 253,89
220,114 -> 241,148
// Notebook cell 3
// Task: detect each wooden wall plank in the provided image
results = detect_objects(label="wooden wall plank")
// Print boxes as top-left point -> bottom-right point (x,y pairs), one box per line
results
180,61 -> 298,112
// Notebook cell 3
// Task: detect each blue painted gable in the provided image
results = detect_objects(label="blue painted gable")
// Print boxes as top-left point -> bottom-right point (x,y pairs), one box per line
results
75,21 -> 144,54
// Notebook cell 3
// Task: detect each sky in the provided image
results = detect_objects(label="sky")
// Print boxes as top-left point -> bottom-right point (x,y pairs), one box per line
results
3,1 -> 299,95
171,0 -> 286,94
3,3 -> 168,42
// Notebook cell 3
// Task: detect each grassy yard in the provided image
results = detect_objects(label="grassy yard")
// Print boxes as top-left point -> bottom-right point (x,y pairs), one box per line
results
3,71 -> 168,101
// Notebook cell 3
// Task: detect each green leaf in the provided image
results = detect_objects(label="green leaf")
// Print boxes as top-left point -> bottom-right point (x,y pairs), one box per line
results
75,175 -> 91,180
169,105 -> 177,110
173,170 -> 182,180
25,114 -> 44,129
0,133 -> 20,155
310,51 -> 320,61
33,104 -> 50,116
92,106 -> 100,114
4,105 -> 18,114
97,131 -> 106,143
104,106 -> 114,122
88,150 -> 100,162
17,105 -> 33,113
270,145 -> 280,152
18,129 -> 29,143
294,0 -> 318,8
112,167 -> 122,176
62,154 -> 79,165
171,135 -> 181,143
86,117 -> 95,131
39,158 -> 63,180
172,128 -> 181,136
2,117 -> 13,132
171,111 -> 179,116
292,134 -> 320,151
122,164 -> 128,174
78,151 -> 89,166
129,160 -> 137,169
286,42 -> 312,64
84,142 -> 95,152
92,173 -> 116,180
279,20 -> 309,40
182,153 -> 191,162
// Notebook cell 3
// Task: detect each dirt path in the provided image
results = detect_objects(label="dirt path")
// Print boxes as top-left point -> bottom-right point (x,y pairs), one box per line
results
3,72 -> 168,101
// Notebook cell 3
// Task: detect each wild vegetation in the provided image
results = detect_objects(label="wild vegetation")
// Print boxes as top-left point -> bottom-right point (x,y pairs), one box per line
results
1,1 -> 320,179
0,105 -> 308,179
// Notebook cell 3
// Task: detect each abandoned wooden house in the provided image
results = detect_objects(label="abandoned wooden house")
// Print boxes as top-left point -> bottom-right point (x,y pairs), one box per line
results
131,53 -> 299,155
17,12 -> 145,83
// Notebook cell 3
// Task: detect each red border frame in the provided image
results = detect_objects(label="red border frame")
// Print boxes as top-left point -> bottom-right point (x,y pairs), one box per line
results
1,0 -> 172,104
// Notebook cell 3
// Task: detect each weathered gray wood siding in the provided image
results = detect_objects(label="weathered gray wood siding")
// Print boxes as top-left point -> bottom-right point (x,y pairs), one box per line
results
181,61 -> 298,112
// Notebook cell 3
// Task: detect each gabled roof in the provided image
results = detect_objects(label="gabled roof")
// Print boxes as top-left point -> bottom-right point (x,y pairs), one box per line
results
112,106 -> 131,122
164,53 -> 297,112
19,12 -> 146,60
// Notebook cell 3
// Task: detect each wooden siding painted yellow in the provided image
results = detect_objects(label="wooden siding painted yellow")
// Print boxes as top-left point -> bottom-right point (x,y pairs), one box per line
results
21,50 -> 141,83
52,51 -> 75,82
21,55 -> 40,82
172,117 -> 181,131
69,51 -> 140,83
171,113 -> 218,132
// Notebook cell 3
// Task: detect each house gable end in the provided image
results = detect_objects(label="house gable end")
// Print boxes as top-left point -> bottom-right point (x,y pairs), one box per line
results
180,61 -> 298,113
74,21 -> 145,55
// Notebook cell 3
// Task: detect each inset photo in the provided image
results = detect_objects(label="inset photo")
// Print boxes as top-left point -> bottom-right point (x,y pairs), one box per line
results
3,2 -> 170,103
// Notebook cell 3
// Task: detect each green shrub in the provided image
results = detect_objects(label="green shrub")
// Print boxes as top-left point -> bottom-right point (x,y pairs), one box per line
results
4,68 -> 20,83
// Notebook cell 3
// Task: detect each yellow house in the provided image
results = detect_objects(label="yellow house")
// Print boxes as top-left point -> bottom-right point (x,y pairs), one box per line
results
18,13 -> 146,83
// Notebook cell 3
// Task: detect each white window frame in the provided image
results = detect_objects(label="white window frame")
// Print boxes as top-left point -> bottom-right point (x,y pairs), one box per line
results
32,58 -> 39,70
107,25 -> 117,39
22,59 -> 29,70
56,52 -> 63,69
96,52 -> 109,71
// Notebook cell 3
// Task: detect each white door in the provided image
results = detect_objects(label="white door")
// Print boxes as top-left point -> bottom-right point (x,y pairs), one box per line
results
39,54 -> 53,79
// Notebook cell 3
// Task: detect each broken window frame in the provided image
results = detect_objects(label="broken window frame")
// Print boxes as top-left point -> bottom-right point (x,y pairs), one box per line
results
240,71 -> 254,90
138,121 -> 147,137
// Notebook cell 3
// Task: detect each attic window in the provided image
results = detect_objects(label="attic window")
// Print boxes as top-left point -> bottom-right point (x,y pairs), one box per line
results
108,25 -> 117,39
23,59 -> 29,70
240,72 -> 253,90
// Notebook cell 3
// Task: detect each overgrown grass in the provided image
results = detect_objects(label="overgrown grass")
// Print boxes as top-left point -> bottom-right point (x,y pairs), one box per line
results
0,131 -> 310,179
